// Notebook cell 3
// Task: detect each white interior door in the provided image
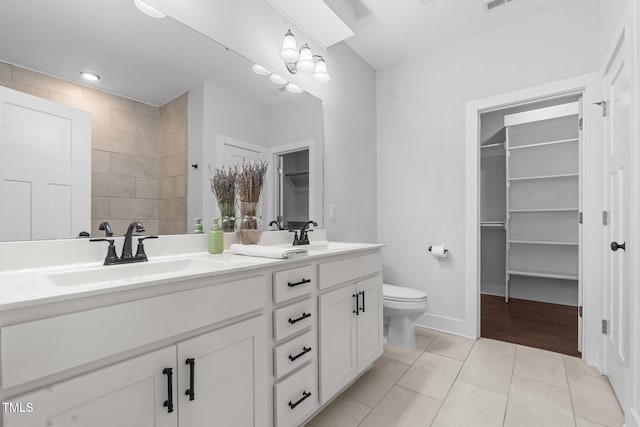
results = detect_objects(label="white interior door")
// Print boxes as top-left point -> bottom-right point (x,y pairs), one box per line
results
603,31 -> 631,411
0,86 -> 91,241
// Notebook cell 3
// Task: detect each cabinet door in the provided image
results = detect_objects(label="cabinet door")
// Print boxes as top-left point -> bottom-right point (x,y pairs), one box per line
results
318,284 -> 357,404
3,347 -> 177,427
177,316 -> 267,427
356,275 -> 384,373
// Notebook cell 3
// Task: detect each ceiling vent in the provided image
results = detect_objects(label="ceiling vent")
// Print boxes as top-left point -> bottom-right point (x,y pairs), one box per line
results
483,0 -> 517,13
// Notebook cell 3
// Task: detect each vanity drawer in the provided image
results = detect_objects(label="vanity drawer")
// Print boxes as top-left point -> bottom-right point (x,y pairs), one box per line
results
273,298 -> 315,342
1,276 -> 265,389
273,265 -> 315,304
319,253 -> 381,290
274,362 -> 317,427
274,331 -> 315,379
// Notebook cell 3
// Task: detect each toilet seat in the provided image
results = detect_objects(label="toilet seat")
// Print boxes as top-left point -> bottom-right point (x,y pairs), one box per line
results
383,283 -> 427,302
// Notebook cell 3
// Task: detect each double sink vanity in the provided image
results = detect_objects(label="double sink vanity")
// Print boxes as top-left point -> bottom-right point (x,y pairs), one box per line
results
0,231 -> 383,427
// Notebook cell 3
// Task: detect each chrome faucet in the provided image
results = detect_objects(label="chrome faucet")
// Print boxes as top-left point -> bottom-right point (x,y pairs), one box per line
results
122,221 -> 145,259
293,221 -> 318,246
98,221 -> 113,237
91,220 -> 157,265
269,220 -> 284,230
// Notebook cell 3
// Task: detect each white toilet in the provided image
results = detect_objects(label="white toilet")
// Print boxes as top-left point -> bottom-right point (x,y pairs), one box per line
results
383,283 -> 428,349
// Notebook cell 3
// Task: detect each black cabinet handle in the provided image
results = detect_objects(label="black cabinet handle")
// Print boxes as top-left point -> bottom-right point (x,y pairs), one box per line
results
288,346 -> 312,362
353,294 -> 359,315
185,358 -> 195,401
162,368 -> 174,413
611,241 -> 626,251
288,278 -> 311,287
288,312 -> 311,324
360,290 -> 366,313
288,391 -> 312,409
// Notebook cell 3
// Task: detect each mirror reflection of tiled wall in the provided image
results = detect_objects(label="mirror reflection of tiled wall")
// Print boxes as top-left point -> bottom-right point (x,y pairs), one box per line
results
0,62 -> 188,237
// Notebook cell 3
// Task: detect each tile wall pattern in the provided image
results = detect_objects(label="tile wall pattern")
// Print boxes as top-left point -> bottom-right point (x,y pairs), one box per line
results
0,62 -> 188,237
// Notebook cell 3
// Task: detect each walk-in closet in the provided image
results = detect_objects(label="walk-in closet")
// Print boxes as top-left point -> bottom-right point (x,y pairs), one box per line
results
479,96 -> 582,357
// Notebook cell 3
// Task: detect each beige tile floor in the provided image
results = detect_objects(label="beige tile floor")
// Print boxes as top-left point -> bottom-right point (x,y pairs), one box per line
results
305,328 -> 624,427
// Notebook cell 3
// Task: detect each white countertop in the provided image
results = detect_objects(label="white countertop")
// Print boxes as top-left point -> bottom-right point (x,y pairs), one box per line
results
0,238 -> 383,312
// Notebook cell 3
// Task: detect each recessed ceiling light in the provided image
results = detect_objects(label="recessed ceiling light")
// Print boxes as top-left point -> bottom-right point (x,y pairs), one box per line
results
269,74 -> 288,85
285,83 -> 303,94
80,71 -> 100,82
252,64 -> 271,76
134,0 -> 167,18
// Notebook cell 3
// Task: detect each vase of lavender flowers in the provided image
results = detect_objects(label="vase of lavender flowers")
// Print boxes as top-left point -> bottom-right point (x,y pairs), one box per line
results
235,160 -> 268,244
210,166 -> 237,232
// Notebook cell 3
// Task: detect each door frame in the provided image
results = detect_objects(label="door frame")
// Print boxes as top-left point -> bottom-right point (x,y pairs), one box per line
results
464,73 -> 603,368
266,138 -> 322,229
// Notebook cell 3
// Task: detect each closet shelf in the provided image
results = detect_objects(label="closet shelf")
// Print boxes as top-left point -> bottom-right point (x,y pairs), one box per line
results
508,270 -> 578,281
509,208 -> 579,213
508,173 -> 579,182
508,137 -> 578,151
481,142 -> 505,149
508,240 -> 578,246
481,222 -> 505,229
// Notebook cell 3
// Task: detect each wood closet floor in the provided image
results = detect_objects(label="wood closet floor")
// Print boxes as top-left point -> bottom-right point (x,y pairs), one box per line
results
481,294 -> 580,357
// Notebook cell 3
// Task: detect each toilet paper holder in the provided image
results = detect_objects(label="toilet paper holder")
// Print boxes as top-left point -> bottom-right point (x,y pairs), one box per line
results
428,246 -> 448,254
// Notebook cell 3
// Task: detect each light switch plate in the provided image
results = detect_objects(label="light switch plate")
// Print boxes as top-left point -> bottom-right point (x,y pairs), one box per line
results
329,204 -> 336,220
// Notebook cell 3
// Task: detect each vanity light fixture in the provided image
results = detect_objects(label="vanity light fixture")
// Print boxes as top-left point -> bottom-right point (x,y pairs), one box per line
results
134,0 -> 167,19
269,74 -> 288,85
280,30 -> 331,84
252,64 -> 271,76
80,71 -> 100,82
285,83 -> 303,94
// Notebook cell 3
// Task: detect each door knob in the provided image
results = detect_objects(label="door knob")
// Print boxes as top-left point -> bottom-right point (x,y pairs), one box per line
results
611,241 -> 626,251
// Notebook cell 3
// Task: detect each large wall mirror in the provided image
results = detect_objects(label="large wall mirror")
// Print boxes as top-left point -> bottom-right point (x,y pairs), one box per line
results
0,0 -> 323,242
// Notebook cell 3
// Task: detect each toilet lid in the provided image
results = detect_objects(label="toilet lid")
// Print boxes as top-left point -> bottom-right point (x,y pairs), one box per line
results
383,284 -> 427,302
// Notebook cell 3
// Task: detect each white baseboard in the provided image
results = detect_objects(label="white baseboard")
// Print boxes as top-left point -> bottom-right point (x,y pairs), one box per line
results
416,313 -> 475,339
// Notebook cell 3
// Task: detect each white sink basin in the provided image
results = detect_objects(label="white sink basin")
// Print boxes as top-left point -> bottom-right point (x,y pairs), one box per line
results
47,258 -> 227,287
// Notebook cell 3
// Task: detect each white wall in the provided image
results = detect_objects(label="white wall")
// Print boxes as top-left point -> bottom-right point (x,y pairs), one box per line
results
266,95 -> 323,148
377,0 -> 601,333
151,0 -> 377,243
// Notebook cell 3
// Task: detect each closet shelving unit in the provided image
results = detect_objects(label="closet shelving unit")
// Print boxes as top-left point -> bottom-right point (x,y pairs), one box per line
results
503,102 -> 581,302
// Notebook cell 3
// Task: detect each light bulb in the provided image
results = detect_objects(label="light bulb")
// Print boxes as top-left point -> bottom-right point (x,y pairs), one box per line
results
80,71 -> 100,82
269,74 -> 288,85
280,29 -> 299,62
252,64 -> 271,76
297,44 -> 314,73
285,83 -> 303,94
312,57 -> 330,84
134,0 -> 166,18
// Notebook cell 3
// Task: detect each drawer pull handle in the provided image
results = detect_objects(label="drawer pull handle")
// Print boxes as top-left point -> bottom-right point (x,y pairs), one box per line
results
360,290 -> 366,313
162,367 -> 174,413
288,391 -> 312,410
353,294 -> 359,315
185,358 -> 195,401
288,278 -> 311,287
288,312 -> 311,324
288,346 -> 312,362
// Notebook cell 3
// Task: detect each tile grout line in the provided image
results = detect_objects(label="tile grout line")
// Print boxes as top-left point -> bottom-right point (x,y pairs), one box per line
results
425,337 -> 478,426
501,344 -> 519,427
562,356 -> 579,427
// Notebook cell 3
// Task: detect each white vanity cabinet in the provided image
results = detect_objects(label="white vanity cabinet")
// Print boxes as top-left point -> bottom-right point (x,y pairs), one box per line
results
4,316 -> 267,427
177,316 -> 267,427
318,268 -> 383,404
3,346 -> 177,427
271,265 -> 318,427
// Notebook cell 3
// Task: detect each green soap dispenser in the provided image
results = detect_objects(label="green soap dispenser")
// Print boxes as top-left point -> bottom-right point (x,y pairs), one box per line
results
208,218 -> 224,254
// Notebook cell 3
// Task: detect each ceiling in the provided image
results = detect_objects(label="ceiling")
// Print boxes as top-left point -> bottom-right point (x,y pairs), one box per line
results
342,0 -> 570,70
0,0 -> 305,107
